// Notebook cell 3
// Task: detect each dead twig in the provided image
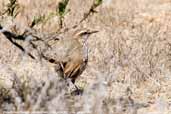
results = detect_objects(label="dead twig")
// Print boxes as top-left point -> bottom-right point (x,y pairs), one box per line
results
0,26 -> 35,59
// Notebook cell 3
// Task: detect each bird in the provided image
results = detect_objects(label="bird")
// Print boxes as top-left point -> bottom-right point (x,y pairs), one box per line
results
0,25 -> 98,94
42,28 -> 98,93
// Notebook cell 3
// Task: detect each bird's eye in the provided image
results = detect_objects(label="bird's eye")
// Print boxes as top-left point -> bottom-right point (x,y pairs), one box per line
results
49,59 -> 56,63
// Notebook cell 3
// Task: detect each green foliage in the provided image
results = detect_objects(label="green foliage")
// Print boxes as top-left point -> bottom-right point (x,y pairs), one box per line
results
5,0 -> 20,17
30,13 -> 57,28
57,0 -> 69,17
56,0 -> 69,28
30,15 -> 46,28
94,0 -> 103,7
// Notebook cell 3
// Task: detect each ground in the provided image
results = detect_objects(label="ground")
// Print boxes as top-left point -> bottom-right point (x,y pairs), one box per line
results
0,0 -> 171,114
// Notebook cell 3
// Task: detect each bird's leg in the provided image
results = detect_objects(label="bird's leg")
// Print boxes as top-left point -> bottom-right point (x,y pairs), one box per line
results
66,78 -> 77,91
66,78 -> 82,95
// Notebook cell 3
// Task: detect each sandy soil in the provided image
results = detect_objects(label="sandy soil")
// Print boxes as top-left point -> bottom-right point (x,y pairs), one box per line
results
0,0 -> 171,114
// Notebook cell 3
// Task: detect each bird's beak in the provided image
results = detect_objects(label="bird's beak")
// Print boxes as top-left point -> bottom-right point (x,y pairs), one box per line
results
87,30 -> 99,34
80,30 -> 99,36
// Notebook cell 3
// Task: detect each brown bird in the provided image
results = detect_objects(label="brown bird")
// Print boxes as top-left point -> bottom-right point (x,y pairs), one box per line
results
43,29 -> 98,91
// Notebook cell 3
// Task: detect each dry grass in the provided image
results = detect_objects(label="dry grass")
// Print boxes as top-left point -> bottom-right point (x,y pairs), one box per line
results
0,0 -> 171,114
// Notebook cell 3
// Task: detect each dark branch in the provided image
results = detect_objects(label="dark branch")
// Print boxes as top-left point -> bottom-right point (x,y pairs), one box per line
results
0,28 -> 35,59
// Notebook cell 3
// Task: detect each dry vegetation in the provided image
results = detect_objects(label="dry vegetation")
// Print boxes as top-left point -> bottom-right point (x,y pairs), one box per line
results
0,0 -> 171,114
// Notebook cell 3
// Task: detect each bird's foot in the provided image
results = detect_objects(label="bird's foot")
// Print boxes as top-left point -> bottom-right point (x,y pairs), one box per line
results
70,85 -> 83,96
66,79 -> 83,95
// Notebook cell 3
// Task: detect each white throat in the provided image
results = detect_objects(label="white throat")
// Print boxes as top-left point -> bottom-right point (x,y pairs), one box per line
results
82,34 -> 89,62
